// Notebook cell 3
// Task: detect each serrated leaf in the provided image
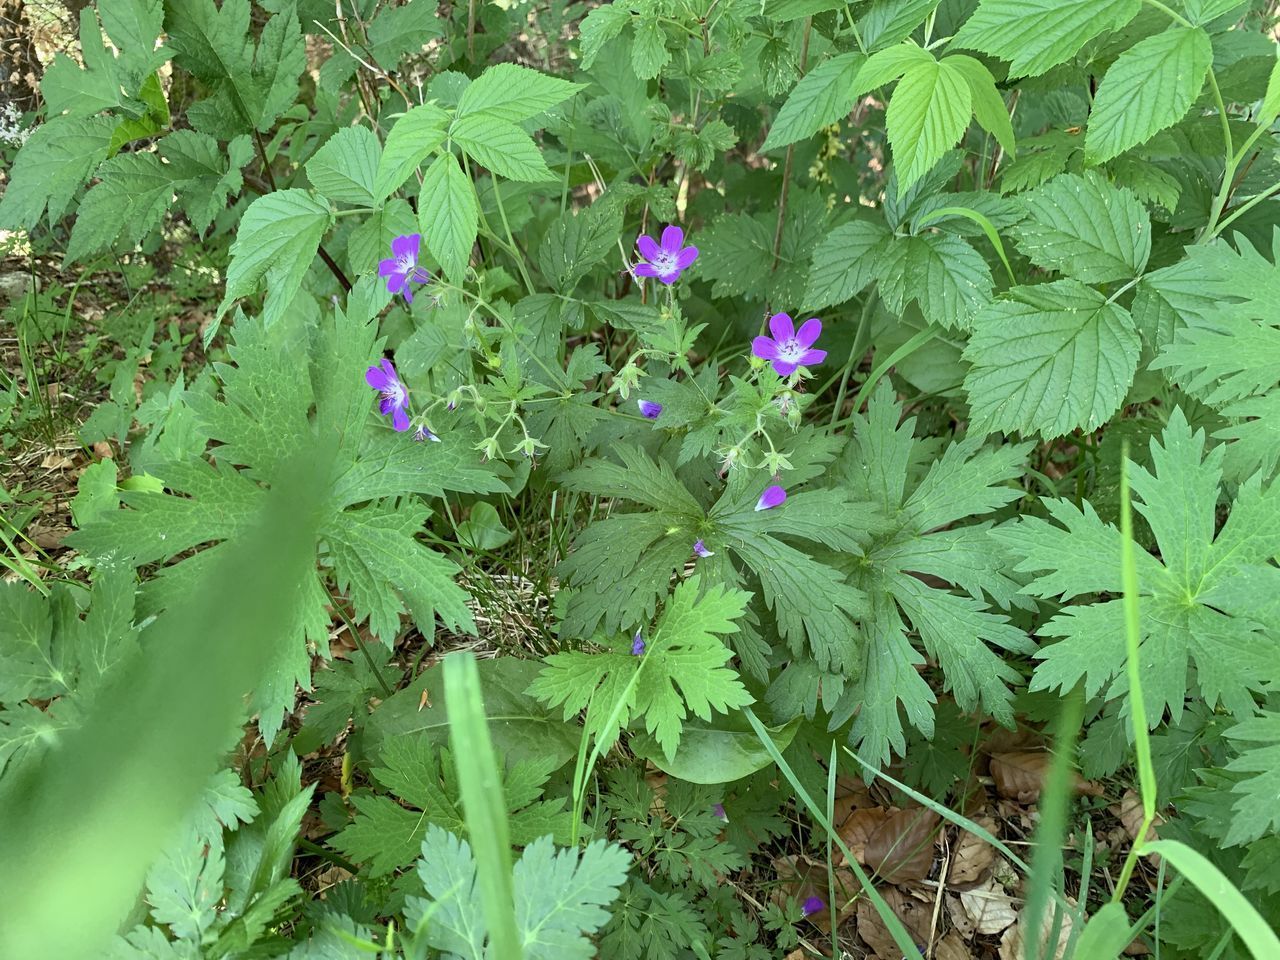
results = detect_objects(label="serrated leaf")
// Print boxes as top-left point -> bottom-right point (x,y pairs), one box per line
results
963,279 -> 1139,438
513,836 -> 632,959
631,16 -> 670,80
457,62 -> 583,122
886,58 -> 972,189
419,152 -> 478,280
578,4 -> 631,70
451,114 -> 556,182
1013,171 -> 1150,282
0,115 -> 115,230
374,103 -> 449,201
1223,713 -> 1280,845
160,131 -> 253,235
42,8 -> 130,118
761,52 -> 864,152
952,0 -> 1141,78
803,219 -> 892,310
876,232 -> 993,330
217,189 -> 333,327
1085,26 -> 1213,163
65,153 -> 175,262
943,55 -> 1014,154
306,126 -> 380,206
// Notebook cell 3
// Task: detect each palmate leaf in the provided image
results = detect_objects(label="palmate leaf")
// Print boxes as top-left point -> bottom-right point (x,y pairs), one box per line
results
332,735 -> 571,876
67,306 -> 501,741
962,279 -> 1140,439
996,408 -> 1280,729
831,385 -> 1034,768
530,577 -> 751,758
1223,713 -> 1280,845
406,826 -> 630,960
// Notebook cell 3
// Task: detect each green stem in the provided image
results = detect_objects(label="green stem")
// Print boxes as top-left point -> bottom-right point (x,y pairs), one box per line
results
491,177 -> 536,295
325,585 -> 394,698
1206,178 -> 1280,240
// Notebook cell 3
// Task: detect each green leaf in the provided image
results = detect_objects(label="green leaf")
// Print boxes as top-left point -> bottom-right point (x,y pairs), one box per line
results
512,835 -> 632,960
537,201 -> 624,293
803,219 -> 892,311
631,714 -> 802,785
99,0 -> 167,92
365,0 -> 444,71
374,103 -> 449,202
305,126 -> 380,206
457,62 -> 583,122
631,16 -> 670,80
42,8 -> 131,118
1222,713 -> 1280,845
578,4 -> 631,70
216,189 -> 333,328
530,576 -> 752,758
71,459 -> 119,529
456,502 -> 514,550
885,57 -> 972,189
1071,903 -> 1133,958
144,823 -> 223,942
65,153 -> 176,262
963,279 -> 1140,438
364,657 -> 580,770
761,52 -> 864,152
0,115 -> 115,230
160,131 -> 253,235
1013,171 -> 1151,282
419,152 -> 479,280
407,826 -> 630,960
875,232 -> 993,330
451,114 -> 556,182
1004,408 -> 1280,727
850,42 -> 934,95
952,0 -> 1141,78
943,55 -> 1014,154
1085,26 -> 1213,163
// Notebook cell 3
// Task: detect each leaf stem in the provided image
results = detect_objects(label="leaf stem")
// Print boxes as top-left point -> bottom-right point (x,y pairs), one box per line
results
771,17 -> 812,272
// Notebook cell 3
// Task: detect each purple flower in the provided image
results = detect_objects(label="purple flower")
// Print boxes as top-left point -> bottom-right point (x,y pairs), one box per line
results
378,233 -> 432,303
632,630 -> 646,656
752,313 -> 827,377
413,423 -> 440,443
755,485 -> 786,511
801,896 -> 825,917
637,399 -> 663,420
634,225 -> 699,285
712,803 -> 728,821
693,539 -> 714,558
365,359 -> 411,432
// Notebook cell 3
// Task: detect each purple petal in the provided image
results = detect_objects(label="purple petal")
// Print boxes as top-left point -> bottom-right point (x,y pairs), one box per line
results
632,630 -> 646,656
403,284 -> 415,304
379,396 -> 395,416
657,271 -> 680,285
392,406 -> 411,432
798,348 -> 827,367
768,312 -> 795,342
636,234 -> 661,261
755,485 -> 787,511
771,359 -> 799,377
386,272 -> 407,294
411,267 -> 431,284
637,399 -> 663,420
633,263 -> 661,279
693,539 -> 714,558
795,317 -> 822,348
675,246 -> 699,269
366,365 -> 390,390
660,224 -> 684,252
391,233 -> 420,259
712,802 -> 727,820
802,896 -> 825,917
378,257 -> 400,278
751,336 -> 780,361
380,359 -> 399,382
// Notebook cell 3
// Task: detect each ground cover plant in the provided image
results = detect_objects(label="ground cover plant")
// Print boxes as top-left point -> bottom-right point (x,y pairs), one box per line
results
2,0 -> 1280,956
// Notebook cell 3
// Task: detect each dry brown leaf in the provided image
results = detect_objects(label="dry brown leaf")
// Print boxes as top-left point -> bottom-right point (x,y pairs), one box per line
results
958,877 -> 1018,936
990,751 -> 1104,803
1109,789 -> 1162,864
92,440 -> 114,460
947,894 -> 976,939
998,901 -> 1075,960
856,886 -> 932,960
28,523 -> 68,549
40,452 -> 74,470
934,930 -> 974,960
865,807 -> 940,883
838,806 -> 894,864
836,772 -> 876,808
948,816 -> 998,885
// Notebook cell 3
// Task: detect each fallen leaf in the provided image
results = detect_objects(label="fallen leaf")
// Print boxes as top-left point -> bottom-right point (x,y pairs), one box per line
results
990,752 -> 1104,803
856,886 -> 932,960
998,900 -> 1075,960
1109,789 -> 1162,864
948,816 -> 998,885
41,453 -> 75,470
864,807 -> 940,882
959,876 -> 1018,936
92,440 -> 114,460
934,930 -> 973,960
837,806 -> 893,864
